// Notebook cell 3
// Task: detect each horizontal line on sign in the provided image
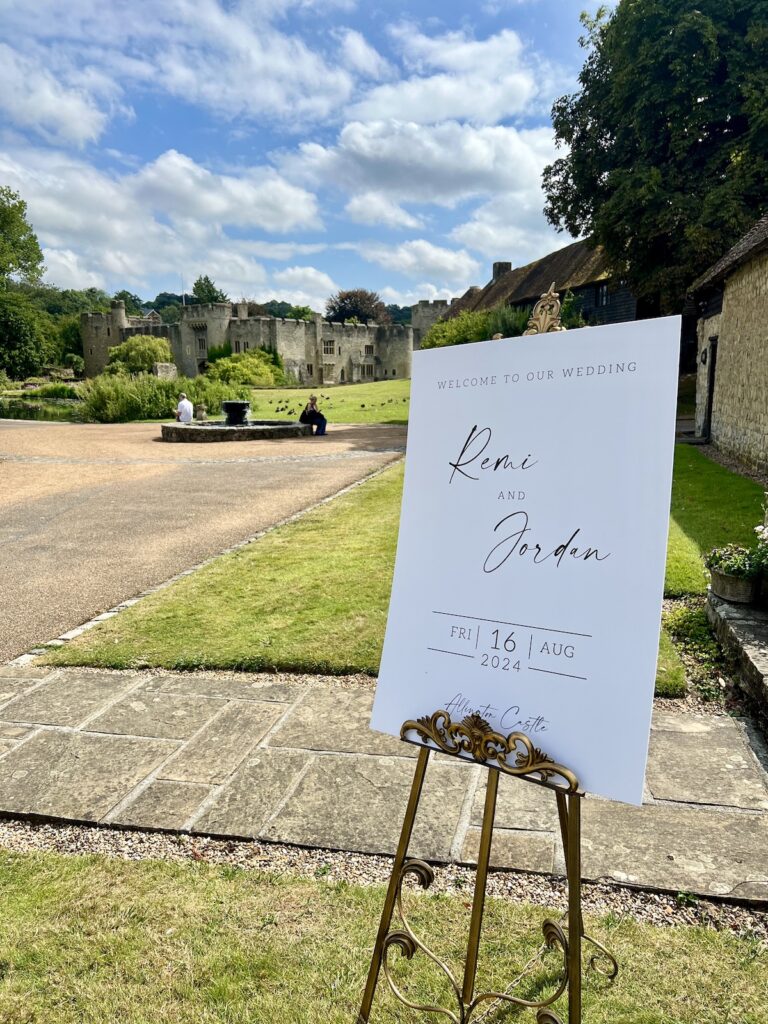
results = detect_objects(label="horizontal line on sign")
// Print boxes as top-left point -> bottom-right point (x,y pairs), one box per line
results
433,610 -> 591,638
529,666 -> 587,681
427,647 -> 475,660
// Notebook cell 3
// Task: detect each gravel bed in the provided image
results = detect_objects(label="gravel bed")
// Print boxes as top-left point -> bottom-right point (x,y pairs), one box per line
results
0,817 -> 765,945
696,443 -> 768,489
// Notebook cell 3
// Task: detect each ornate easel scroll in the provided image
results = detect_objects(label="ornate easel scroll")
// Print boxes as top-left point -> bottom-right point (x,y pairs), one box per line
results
357,289 -> 619,1024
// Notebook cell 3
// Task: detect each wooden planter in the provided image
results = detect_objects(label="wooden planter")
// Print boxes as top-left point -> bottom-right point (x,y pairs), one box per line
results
709,569 -> 760,604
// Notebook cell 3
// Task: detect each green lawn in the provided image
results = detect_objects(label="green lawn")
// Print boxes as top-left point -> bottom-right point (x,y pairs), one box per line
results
43,444 -> 759,694
248,378 -> 410,424
44,461 -> 685,693
0,851 -> 764,1024
666,445 -> 764,595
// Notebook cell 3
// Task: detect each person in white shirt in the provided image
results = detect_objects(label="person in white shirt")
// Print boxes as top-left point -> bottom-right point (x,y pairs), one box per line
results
175,392 -> 194,424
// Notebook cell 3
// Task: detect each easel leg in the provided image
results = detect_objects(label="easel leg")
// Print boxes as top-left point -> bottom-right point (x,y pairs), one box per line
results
357,746 -> 431,1023
556,791 -> 582,1024
462,767 -> 499,1006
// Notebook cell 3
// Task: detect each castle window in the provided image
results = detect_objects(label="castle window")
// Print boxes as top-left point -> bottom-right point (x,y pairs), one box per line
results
107,328 -> 110,337
596,283 -> 608,307
363,364 -> 374,379
306,363 -> 313,376
365,344 -> 374,357
198,336 -> 207,352
338,345 -> 342,356
392,369 -> 396,376
234,340 -> 240,353
323,339 -> 335,355
323,362 -> 334,379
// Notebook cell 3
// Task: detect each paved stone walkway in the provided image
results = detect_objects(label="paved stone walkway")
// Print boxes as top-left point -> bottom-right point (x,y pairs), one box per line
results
1,665 -> 766,900
0,420 -> 405,661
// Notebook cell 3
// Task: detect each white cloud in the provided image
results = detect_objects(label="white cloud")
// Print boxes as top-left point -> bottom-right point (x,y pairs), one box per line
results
41,248 -> 106,290
335,29 -> 392,79
0,43 -> 108,146
345,193 -> 422,229
353,239 -> 480,287
379,282 -> 458,306
450,193 -> 569,264
270,265 -> 338,309
0,1 -> 357,138
347,26 -> 544,125
0,145 -> 320,297
281,121 -> 557,206
132,150 -> 321,233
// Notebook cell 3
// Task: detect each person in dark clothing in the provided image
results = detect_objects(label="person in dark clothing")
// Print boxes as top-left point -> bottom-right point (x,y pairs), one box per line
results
299,394 -> 327,435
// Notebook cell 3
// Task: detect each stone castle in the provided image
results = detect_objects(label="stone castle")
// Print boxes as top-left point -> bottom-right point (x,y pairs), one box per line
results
81,298 -> 454,384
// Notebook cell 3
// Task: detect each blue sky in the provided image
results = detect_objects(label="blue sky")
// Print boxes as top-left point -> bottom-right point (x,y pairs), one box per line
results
0,0 -> 607,310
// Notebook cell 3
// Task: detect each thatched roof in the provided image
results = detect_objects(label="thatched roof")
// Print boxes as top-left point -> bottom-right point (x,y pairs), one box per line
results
447,239 -> 611,318
690,213 -> 768,294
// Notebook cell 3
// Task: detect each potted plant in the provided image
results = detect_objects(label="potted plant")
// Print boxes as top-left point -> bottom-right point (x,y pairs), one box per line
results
705,544 -> 761,603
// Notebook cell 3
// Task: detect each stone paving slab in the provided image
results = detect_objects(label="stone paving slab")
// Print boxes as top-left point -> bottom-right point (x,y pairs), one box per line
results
147,673 -> 300,703
266,682 -> 415,758
0,730 -> 177,821
461,826 -> 555,874
647,726 -> 768,810
581,800 -> 768,899
0,667 -> 767,900
1,672 -> 143,728
88,691 -> 224,740
260,753 -> 473,862
108,780 -> 213,830
160,701 -> 285,784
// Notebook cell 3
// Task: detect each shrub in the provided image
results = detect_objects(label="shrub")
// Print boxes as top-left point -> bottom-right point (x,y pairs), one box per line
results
206,347 -> 289,386
207,341 -> 232,364
704,544 -> 761,578
0,368 -> 10,390
0,291 -> 49,378
106,335 -> 173,374
80,374 -> 250,423
28,382 -> 80,399
421,293 -> 586,349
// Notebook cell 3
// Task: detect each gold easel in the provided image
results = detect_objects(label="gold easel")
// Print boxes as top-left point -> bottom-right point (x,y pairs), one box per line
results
357,289 -> 619,1023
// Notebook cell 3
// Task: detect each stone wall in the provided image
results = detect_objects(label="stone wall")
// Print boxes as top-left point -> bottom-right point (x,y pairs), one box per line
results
410,299 -> 451,345
82,301 -> 414,383
696,251 -> 768,470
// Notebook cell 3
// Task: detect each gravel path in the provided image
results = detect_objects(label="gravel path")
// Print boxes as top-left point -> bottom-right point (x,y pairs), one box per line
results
0,817 -> 764,944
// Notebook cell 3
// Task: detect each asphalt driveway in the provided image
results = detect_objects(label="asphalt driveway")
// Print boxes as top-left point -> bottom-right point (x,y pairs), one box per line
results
0,419 -> 405,662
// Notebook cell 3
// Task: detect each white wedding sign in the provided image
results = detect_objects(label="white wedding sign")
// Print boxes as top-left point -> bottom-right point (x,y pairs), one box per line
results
371,317 -> 680,805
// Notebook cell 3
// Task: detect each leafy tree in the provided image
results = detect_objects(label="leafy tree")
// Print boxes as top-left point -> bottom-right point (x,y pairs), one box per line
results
543,1 -> 768,313
262,299 -> 293,318
0,291 -> 48,377
284,305 -> 314,321
325,289 -> 391,324
191,275 -> 228,304
113,290 -> 144,315
0,186 -> 44,284
105,335 -> 173,375
386,303 -> 411,325
159,303 -> 181,324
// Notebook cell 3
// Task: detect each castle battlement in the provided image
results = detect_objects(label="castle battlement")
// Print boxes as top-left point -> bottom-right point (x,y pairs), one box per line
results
82,300 -> 417,384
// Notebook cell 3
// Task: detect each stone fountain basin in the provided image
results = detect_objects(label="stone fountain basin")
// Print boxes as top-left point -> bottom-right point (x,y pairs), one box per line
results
161,420 -> 312,442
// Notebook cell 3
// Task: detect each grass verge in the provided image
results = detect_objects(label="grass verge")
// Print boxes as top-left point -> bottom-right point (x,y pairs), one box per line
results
45,466 -> 403,675
248,378 -> 410,424
0,851 -> 765,1024
44,462 -> 685,694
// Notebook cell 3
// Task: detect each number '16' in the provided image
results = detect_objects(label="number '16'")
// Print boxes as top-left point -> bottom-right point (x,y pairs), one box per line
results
490,629 -> 516,652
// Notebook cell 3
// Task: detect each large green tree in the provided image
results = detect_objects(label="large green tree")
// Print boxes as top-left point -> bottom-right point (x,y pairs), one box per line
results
191,275 -> 228,304
325,289 -> 391,324
543,1 -> 768,313
0,186 -> 44,284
